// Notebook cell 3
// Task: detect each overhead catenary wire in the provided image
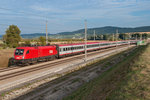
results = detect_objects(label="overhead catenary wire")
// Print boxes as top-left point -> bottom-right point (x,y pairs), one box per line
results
0,7 -> 47,34
0,7 -> 76,34
0,7 -> 47,20
0,7 -> 69,26
0,23 -> 46,30
0,23 -> 71,35
84,20 -> 87,62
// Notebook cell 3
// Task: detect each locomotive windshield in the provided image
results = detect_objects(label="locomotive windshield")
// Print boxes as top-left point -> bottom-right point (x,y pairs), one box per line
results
15,49 -> 24,55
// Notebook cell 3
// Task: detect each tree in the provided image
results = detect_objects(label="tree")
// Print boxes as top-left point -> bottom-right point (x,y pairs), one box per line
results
2,34 -> 7,43
103,34 -> 109,40
3,25 -> 21,48
99,34 -> 104,40
132,33 -> 140,40
119,33 -> 128,40
25,40 -> 31,46
142,33 -> 148,40
39,36 -> 46,45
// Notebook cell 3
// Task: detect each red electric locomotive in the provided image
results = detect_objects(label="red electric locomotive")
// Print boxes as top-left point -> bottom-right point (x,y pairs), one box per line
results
13,45 -> 58,65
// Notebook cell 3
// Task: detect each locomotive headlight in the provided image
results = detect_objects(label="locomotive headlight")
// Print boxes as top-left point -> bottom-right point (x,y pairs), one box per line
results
22,56 -> 24,59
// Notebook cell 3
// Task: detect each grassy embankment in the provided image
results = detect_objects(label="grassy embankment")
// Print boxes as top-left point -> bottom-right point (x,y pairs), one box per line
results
0,48 -> 15,68
64,44 -> 150,100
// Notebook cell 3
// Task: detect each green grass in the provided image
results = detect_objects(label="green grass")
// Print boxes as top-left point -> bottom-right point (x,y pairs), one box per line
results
63,44 -> 149,100
106,44 -> 150,100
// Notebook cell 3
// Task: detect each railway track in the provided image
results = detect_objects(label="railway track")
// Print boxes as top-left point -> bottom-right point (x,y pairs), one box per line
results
0,66 -> 19,72
0,45 -> 130,81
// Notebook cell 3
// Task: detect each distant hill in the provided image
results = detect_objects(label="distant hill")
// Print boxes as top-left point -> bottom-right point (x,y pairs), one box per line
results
57,26 -> 150,35
0,33 -> 54,39
47,26 -> 150,39
0,26 -> 150,39
20,33 -> 53,39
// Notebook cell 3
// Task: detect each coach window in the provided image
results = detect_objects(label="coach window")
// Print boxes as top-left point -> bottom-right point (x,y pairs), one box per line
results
102,44 -> 105,46
63,48 -> 65,51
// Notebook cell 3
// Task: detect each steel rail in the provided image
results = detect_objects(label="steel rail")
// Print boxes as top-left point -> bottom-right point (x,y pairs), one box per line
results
0,45 -> 129,81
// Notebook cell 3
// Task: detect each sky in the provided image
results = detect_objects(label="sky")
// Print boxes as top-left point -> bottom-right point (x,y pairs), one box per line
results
0,0 -> 150,34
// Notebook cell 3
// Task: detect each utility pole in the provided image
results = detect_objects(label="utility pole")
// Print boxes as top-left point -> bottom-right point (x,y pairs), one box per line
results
123,34 -> 125,40
140,33 -> 142,40
84,20 -> 87,62
116,29 -> 118,47
46,20 -> 48,45
128,33 -> 130,48
116,29 -> 118,41
128,33 -> 130,40
112,33 -> 114,41
94,30 -> 96,41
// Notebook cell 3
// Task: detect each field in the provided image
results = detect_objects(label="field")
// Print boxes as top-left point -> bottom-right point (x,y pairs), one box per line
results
0,48 -> 15,68
107,44 -> 150,100
64,44 -> 150,100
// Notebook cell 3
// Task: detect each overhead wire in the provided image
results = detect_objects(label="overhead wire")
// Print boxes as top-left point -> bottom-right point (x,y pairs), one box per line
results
0,7 -> 47,33
0,7 -> 47,20
0,7 -> 71,34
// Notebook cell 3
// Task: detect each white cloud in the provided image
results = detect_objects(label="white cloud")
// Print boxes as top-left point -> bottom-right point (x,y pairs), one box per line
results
30,5 -> 51,11
1,0 -> 150,34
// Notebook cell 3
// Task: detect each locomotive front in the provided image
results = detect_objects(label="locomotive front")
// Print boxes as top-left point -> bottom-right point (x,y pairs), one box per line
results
14,49 -> 25,60
13,47 -> 28,64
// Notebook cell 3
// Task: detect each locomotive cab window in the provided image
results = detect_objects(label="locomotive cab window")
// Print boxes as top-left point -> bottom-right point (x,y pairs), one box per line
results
15,49 -> 24,55
26,50 -> 29,54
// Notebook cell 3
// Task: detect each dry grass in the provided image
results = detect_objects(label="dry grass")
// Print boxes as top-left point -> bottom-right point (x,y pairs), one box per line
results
64,44 -> 150,100
0,48 -> 15,68
106,44 -> 150,100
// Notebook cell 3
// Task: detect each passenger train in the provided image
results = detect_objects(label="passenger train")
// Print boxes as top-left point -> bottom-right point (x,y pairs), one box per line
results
12,40 -> 137,65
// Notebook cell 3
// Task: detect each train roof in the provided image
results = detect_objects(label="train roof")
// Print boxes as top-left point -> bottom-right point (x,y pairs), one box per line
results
16,45 -> 56,49
16,40 -> 137,49
58,41 -> 120,47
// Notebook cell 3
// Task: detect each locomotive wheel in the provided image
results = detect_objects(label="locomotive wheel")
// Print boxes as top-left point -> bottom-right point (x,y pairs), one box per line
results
51,56 -> 55,60
8,57 -> 15,67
